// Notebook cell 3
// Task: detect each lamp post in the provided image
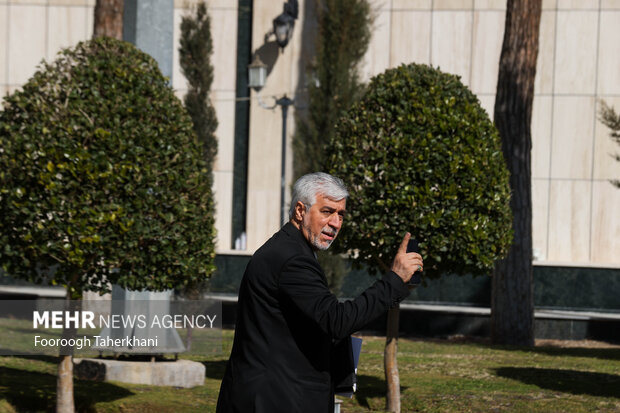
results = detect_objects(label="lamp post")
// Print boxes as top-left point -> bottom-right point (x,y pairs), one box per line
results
247,0 -> 298,227
275,95 -> 294,226
248,57 -> 295,227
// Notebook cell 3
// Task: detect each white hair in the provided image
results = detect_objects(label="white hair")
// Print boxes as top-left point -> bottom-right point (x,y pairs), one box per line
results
289,172 -> 349,219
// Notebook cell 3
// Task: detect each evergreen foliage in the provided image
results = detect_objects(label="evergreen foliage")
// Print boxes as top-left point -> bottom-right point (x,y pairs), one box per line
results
599,100 -> 620,188
293,0 -> 371,179
179,1 -> 218,175
326,63 -> 513,278
0,37 -> 216,294
293,0 -> 372,294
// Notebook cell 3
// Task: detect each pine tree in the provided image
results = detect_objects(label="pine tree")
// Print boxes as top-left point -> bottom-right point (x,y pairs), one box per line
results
294,0 -> 371,179
180,1 -> 218,177
93,0 -> 124,40
599,101 -> 620,188
178,2 -> 219,348
293,0 -> 372,295
492,0 -> 542,347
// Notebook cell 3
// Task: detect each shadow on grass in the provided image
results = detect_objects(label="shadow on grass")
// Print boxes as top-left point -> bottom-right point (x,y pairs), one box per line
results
528,346 -> 620,361
7,353 -> 60,364
0,366 -> 134,412
4,326 -> 64,337
354,374 -> 409,409
495,367 -> 620,399
202,359 -> 228,380
419,336 -> 620,362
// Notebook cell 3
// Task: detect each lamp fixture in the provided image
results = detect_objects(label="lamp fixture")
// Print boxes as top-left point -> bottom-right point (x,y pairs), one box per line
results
272,0 -> 298,49
248,55 -> 268,91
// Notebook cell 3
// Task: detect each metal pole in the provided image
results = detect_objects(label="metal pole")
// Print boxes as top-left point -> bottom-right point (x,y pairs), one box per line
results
276,95 -> 294,226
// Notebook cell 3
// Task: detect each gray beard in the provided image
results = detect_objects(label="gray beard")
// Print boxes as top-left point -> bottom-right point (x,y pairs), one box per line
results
303,220 -> 334,251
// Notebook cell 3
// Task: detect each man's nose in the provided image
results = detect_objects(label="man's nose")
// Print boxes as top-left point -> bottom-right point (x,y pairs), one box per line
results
328,213 -> 342,229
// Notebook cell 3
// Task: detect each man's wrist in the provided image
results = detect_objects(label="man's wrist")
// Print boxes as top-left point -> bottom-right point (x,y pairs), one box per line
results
383,271 -> 411,299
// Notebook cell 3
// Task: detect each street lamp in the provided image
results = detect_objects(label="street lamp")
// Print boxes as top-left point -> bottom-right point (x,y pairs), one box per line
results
247,55 -> 267,91
246,63 -> 295,225
248,0 -> 298,226
272,10 -> 295,49
272,0 -> 298,49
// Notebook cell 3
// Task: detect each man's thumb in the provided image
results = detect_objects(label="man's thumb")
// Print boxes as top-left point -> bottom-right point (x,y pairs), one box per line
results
398,232 -> 411,254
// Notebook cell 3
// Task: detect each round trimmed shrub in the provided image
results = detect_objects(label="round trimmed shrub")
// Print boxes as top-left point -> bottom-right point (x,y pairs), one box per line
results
0,37 -> 216,293
326,63 -> 512,278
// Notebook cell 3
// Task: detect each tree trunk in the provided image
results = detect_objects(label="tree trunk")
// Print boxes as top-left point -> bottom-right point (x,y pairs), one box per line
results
94,0 -> 124,40
57,354 -> 75,413
56,294 -> 78,413
186,326 -> 194,351
384,305 -> 400,412
492,0 -> 542,347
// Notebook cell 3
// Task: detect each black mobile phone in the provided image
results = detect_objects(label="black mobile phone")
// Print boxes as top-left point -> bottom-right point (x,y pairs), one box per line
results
406,238 -> 422,287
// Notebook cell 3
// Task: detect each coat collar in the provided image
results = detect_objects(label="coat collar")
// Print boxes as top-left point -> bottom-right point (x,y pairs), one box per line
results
281,222 -> 317,258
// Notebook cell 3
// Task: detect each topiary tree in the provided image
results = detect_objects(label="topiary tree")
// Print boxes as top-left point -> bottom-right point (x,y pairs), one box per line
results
0,37 -> 216,412
326,63 -> 513,412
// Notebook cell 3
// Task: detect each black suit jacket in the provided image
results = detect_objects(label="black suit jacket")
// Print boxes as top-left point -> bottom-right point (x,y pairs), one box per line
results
216,223 -> 410,413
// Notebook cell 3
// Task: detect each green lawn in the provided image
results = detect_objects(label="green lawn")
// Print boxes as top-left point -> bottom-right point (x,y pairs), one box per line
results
1,331 -> 619,412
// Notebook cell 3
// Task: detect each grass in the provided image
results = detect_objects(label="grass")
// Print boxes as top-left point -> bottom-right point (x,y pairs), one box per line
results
1,330 -> 619,412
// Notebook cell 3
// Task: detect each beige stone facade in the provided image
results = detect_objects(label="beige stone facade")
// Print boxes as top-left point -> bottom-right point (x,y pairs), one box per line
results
1,0 -> 618,267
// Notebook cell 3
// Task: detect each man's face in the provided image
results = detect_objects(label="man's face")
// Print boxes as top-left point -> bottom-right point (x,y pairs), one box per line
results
301,193 -> 346,251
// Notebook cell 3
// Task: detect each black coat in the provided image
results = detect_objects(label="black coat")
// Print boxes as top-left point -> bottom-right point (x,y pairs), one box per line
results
216,222 -> 410,413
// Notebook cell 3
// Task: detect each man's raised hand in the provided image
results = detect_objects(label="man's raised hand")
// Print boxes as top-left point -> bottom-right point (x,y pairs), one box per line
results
391,232 -> 424,283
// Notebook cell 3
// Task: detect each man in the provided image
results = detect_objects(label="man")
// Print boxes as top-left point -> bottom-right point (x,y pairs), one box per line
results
216,172 -> 423,413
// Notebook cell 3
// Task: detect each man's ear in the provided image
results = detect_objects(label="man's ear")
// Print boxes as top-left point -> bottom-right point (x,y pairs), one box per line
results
293,201 -> 306,222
